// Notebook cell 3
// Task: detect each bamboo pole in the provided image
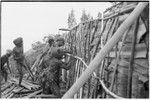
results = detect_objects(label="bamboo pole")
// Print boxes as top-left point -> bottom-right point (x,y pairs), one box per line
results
91,20 -> 103,98
73,59 -> 79,98
62,2 -> 148,98
87,23 -> 92,98
76,61 -> 81,98
109,27 -> 130,91
103,18 -> 117,98
79,63 -> 84,98
127,17 -> 139,98
99,80 -> 123,99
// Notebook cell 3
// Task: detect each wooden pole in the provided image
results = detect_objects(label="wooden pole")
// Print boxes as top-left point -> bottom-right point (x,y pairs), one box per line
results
62,2 -> 148,98
109,28 -> 129,91
127,17 -> 139,98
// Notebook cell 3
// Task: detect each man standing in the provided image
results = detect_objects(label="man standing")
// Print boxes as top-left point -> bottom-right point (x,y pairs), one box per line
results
12,37 -> 24,86
55,37 -> 71,85
12,37 -> 33,86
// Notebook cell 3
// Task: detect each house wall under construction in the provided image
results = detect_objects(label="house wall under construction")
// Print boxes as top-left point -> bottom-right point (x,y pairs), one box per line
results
64,2 -> 149,98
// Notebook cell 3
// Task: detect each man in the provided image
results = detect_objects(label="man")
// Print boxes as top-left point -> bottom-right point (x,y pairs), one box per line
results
37,37 -> 75,97
1,50 -> 12,82
12,37 -> 33,86
12,37 -> 24,86
55,37 -> 68,82
39,49 -> 75,97
54,37 -> 72,60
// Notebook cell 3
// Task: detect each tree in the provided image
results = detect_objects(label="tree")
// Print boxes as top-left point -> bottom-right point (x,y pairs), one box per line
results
97,12 -> 102,19
67,9 -> 77,29
32,41 -> 43,50
87,13 -> 94,21
80,9 -> 89,23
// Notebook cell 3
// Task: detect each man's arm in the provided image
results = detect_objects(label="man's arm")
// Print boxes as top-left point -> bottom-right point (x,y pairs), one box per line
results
58,59 -> 75,70
6,60 -> 11,74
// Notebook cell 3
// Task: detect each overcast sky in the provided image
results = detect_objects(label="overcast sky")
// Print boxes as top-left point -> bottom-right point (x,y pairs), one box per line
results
1,2 -> 112,55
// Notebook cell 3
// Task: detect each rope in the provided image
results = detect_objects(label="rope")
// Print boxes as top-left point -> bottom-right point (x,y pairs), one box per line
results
66,53 -> 124,99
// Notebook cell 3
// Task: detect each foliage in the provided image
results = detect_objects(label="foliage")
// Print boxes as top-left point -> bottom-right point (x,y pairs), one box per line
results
97,12 -> 102,19
80,9 -> 93,23
87,13 -> 94,21
68,9 -> 77,29
80,9 -> 89,23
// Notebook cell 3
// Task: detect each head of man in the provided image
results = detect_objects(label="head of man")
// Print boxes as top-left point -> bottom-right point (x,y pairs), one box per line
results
13,37 -> 23,47
55,37 -> 65,47
47,36 -> 54,47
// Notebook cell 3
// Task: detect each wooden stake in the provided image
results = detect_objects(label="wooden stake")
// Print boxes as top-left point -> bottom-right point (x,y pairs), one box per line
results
127,17 -> 139,98
109,27 -> 130,92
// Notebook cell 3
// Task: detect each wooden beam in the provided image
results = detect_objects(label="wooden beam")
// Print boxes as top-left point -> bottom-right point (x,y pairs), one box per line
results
59,28 -> 71,31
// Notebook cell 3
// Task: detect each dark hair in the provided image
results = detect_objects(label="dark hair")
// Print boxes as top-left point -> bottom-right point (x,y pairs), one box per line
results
48,38 -> 54,45
13,37 -> 23,46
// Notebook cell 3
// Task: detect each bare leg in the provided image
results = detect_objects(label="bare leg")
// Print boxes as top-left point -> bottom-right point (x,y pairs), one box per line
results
17,63 -> 23,86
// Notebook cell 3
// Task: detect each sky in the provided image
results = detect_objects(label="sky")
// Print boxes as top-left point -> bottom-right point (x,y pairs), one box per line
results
1,2 -> 112,55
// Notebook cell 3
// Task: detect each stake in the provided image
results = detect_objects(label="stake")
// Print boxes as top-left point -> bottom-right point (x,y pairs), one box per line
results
127,17 -> 139,98
109,27 -> 130,91
62,2 -> 148,98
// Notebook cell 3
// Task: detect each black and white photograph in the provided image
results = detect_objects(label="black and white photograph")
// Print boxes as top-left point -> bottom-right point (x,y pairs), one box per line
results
0,1 -> 149,99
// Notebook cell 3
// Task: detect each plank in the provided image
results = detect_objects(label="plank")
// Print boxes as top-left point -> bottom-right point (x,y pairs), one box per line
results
10,78 -> 32,90
23,89 -> 42,98
2,85 -> 15,98
1,82 -> 12,92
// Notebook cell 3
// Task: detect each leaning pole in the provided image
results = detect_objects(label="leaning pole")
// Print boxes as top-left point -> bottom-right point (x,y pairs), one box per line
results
62,2 -> 148,98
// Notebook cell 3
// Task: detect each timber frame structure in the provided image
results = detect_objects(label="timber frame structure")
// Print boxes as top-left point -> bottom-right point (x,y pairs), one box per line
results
62,2 -> 149,98
0,1 -> 149,99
